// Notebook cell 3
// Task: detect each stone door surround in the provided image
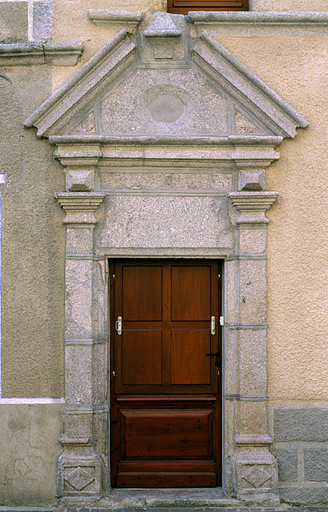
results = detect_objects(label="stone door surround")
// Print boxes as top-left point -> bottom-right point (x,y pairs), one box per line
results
24,11 -> 308,504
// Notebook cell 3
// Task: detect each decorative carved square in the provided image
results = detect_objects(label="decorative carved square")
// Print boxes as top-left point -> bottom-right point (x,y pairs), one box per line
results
241,464 -> 272,489
64,466 -> 95,492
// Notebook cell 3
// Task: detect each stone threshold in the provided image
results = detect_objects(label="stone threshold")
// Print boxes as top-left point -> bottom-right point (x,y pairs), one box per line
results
105,488 -> 243,508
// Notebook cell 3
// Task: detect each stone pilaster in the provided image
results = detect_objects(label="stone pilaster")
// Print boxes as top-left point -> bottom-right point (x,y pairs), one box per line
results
56,192 -> 105,498
229,190 -> 279,505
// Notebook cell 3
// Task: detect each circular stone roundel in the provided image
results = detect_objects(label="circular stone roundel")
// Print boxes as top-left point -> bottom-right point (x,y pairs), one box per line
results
142,84 -> 190,125
149,94 -> 184,123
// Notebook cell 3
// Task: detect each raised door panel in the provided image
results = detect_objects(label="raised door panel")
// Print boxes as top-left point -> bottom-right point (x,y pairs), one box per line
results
171,330 -> 211,385
120,409 -> 213,459
171,265 -> 211,321
123,265 -> 162,321
122,330 -> 162,385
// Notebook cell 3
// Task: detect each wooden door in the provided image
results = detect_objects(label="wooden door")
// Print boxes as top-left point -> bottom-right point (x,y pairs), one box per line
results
110,260 -> 222,487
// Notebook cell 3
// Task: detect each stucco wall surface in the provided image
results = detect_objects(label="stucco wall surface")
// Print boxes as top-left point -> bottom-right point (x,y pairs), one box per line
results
213,36 -> 328,401
0,65 -> 65,397
0,403 -> 64,505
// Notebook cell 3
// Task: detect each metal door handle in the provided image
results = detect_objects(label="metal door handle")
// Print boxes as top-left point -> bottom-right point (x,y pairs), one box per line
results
206,351 -> 221,368
211,316 -> 215,335
115,316 -> 122,335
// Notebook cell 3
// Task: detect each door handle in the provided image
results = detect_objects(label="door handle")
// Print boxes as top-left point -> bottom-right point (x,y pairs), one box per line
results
211,316 -> 215,335
115,316 -> 122,335
205,351 -> 221,368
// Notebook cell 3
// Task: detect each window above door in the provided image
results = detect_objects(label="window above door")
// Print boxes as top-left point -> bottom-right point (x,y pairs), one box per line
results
167,0 -> 249,14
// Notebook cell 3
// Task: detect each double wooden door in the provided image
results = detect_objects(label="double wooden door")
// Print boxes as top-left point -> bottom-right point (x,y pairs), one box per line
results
110,260 -> 222,487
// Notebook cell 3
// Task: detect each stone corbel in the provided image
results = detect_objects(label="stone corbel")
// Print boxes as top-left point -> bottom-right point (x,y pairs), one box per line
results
56,192 -> 105,224
229,191 -> 278,224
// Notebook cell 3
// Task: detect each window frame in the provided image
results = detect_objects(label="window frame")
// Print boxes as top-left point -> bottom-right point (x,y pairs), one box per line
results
167,0 -> 249,14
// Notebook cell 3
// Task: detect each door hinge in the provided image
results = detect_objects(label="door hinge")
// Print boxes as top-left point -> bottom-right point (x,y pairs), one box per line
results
220,316 -> 224,326
112,274 -> 115,280
112,370 -> 115,377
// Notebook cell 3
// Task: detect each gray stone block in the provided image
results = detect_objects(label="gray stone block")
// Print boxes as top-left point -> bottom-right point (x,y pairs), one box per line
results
274,408 -> 328,442
0,2 -> 28,43
273,448 -> 298,482
304,448 -> 328,481
33,1 -> 53,42
280,486 -> 328,505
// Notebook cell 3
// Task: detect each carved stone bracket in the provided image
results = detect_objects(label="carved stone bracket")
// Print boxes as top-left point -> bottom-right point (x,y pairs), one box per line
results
229,191 -> 278,224
56,192 -> 105,224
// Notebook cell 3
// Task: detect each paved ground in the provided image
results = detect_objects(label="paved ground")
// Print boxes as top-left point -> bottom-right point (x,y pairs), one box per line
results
2,507 -> 328,512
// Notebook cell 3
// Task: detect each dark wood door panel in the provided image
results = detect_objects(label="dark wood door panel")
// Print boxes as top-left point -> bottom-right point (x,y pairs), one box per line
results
122,330 -> 162,385
117,468 -> 217,488
171,265 -> 211,321
123,265 -> 163,321
120,409 -> 213,459
171,330 -> 211,385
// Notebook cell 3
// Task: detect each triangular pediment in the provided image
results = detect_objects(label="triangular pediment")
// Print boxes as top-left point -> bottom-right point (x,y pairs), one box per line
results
24,15 -> 308,139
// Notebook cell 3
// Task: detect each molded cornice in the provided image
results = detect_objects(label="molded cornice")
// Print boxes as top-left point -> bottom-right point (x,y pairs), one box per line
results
24,16 -> 308,141
50,135 -> 282,169
24,30 -> 136,138
88,9 -> 144,34
188,11 -> 328,36
56,192 -> 105,224
229,191 -> 279,224
193,32 -> 308,138
0,42 -> 83,66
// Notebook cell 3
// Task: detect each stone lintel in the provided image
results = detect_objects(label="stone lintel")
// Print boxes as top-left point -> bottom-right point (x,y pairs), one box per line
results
0,42 -> 83,66
56,192 -> 105,224
88,9 -> 144,34
229,191 -> 278,224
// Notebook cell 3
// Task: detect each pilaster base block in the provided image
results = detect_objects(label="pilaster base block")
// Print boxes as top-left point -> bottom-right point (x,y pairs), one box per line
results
57,453 -> 102,498
234,441 -> 279,506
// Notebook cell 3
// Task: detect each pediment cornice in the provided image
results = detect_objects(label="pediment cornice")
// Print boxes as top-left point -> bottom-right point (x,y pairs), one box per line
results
24,13 -> 308,143
24,30 -> 136,138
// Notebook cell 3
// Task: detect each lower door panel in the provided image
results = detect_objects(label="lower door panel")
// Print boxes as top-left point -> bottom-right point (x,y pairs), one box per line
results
113,395 -> 219,488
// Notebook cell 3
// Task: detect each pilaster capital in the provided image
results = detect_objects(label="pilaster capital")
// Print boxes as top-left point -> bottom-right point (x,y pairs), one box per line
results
229,191 -> 278,224
56,192 -> 105,224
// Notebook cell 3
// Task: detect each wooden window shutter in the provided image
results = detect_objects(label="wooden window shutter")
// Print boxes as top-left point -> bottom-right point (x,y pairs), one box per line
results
167,0 -> 249,13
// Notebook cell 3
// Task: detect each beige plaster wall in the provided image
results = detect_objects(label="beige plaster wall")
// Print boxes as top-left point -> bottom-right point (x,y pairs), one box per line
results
0,65 -> 65,397
252,0 -> 328,11
0,402 -> 64,505
216,36 -> 328,401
